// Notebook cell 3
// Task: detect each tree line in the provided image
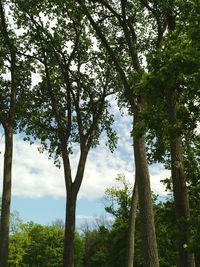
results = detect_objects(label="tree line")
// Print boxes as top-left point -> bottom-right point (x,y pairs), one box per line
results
0,0 -> 199,267
4,175 -> 200,266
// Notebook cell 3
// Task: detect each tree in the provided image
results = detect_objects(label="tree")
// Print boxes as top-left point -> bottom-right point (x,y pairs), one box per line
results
23,223 -> 64,266
0,3 -> 17,264
161,5 -> 198,265
103,175 -> 192,266
8,218 -> 85,267
83,226 -> 110,267
12,1 -> 117,266
140,1 -> 200,264
8,221 -> 30,267
76,1 -> 165,265
104,174 -> 133,267
0,2 -> 31,265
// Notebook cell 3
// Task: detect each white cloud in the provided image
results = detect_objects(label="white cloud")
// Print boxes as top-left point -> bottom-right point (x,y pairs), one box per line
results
0,107 -> 168,201
150,164 -> 170,195
0,137 -> 65,198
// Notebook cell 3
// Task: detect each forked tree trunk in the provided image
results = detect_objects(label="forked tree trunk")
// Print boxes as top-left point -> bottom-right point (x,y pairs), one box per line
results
63,190 -> 77,267
0,126 -> 13,267
167,94 -> 196,267
127,179 -> 138,267
133,113 -> 159,267
62,150 -> 88,267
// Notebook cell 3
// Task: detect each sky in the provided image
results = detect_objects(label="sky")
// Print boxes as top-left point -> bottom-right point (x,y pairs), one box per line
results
0,99 -> 170,228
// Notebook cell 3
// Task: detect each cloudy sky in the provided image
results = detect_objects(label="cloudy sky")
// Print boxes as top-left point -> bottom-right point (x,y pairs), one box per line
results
0,100 -> 170,227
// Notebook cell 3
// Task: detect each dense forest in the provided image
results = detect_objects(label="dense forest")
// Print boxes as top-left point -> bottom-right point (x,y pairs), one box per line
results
0,0 -> 199,266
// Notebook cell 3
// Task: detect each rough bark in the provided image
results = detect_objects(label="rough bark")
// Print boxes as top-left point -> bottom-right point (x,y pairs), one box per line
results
167,94 -> 196,267
134,111 -> 159,267
0,126 -> 13,267
127,179 -> 138,267
63,190 -> 77,267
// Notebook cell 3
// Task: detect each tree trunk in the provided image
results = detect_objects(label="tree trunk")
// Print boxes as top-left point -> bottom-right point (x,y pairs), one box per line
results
133,112 -> 159,267
167,94 -> 196,267
0,125 -> 13,267
63,190 -> 77,267
127,179 -> 138,267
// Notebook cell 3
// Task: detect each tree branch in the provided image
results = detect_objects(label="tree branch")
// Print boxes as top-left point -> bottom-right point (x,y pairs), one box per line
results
77,0 -> 137,110
91,0 -> 122,21
139,0 -> 167,49
36,27 -> 73,188
0,1 -> 17,123
120,0 -> 141,71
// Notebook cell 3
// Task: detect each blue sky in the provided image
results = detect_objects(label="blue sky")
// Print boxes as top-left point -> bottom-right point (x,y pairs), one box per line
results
11,196 -> 109,228
0,100 -> 170,228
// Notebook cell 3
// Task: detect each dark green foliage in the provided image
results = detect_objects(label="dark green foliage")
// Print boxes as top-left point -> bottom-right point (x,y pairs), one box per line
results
184,135 -> 200,266
154,199 -> 177,267
83,226 -> 110,267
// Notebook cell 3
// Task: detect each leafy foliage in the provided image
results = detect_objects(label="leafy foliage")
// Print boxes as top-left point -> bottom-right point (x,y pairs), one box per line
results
8,219 -> 84,267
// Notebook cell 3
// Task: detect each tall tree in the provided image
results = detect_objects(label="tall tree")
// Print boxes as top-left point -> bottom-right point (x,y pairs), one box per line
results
163,5 -> 197,266
140,1 -> 200,265
13,1 -> 117,266
76,1 -> 162,266
0,3 -> 16,264
0,2 -> 31,264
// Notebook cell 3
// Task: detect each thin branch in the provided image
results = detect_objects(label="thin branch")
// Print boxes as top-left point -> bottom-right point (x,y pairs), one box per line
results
97,14 -> 115,24
139,0 -> 167,49
70,79 -> 85,147
34,25 -> 73,190
28,13 -> 75,143
77,0 -> 137,110
0,113 -> 7,128
85,67 -> 111,148
91,0 -> 122,22
17,51 -> 44,64
28,12 -> 84,143
139,0 -> 153,12
120,0 -> 141,72
0,2 -> 13,51
0,1 -> 17,123
41,45 -> 73,189
156,18 -> 167,48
